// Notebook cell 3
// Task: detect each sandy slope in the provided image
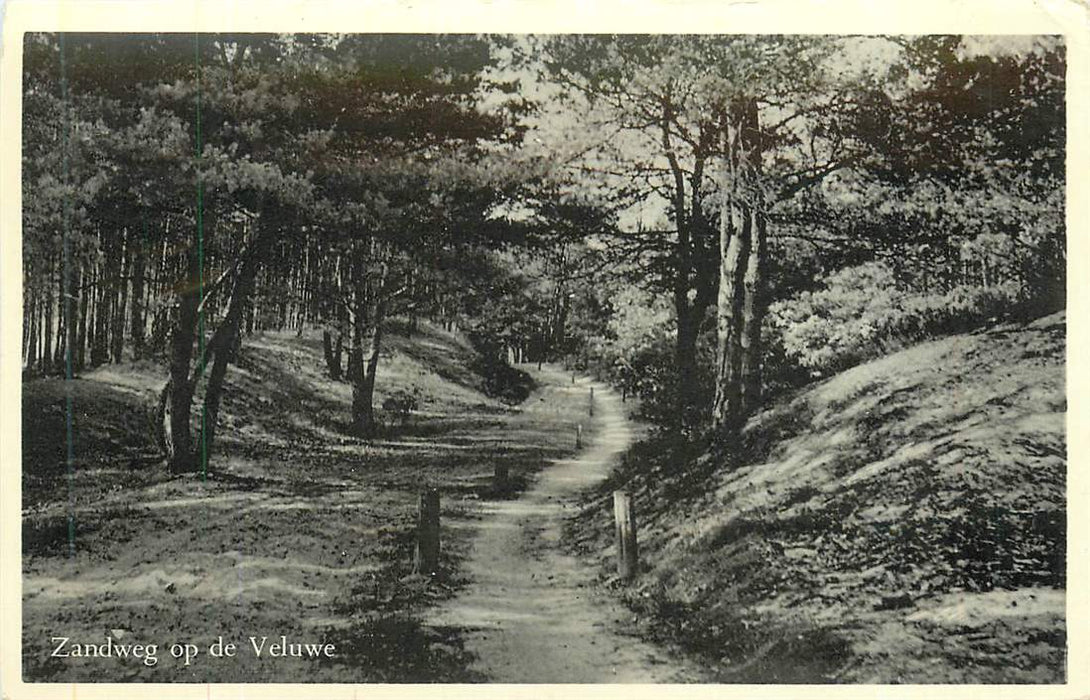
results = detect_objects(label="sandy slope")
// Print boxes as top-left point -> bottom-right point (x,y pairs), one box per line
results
425,367 -> 704,683
566,312 -> 1066,683
20,327 -> 614,682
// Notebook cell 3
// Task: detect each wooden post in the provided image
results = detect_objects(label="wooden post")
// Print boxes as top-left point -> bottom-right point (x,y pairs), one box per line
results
622,386 -> 627,402
571,372 -> 575,384
589,386 -> 595,416
413,489 -> 440,576
494,464 -> 509,494
613,490 -> 638,581
576,423 -> 583,449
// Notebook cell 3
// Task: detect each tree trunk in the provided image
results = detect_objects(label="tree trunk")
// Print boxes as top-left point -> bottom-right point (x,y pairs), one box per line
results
351,249 -> 387,437
348,322 -> 363,385
674,302 -> 701,419
54,266 -> 66,371
354,300 -> 386,437
197,228 -> 267,466
712,96 -> 765,438
130,223 -> 148,360
91,278 -> 110,365
65,266 -> 80,375
160,250 -> 201,473
25,295 -> 38,371
110,229 -> 129,363
349,249 -> 369,430
76,266 -> 89,372
43,266 -> 55,373
323,329 -> 342,380
86,264 -> 97,366
739,208 -> 767,414
711,201 -> 750,434
91,230 -> 116,367
660,103 -> 716,429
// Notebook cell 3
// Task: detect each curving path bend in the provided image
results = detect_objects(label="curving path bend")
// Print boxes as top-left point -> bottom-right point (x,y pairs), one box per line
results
424,366 -> 701,683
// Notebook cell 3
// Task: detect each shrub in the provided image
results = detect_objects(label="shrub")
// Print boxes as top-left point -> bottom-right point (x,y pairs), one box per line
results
768,261 -> 1024,378
465,330 -> 535,405
474,356 -> 534,405
382,390 -> 419,425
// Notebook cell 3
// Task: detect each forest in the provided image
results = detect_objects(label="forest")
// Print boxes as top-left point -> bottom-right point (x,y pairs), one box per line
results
19,32 -> 1066,684
22,33 -> 1064,454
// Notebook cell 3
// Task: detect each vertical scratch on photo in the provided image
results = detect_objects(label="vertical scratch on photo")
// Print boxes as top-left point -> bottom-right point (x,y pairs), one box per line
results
59,32 -> 76,558
195,31 -> 208,482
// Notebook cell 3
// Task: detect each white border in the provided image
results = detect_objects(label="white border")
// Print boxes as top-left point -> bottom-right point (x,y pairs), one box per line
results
1,1 -> 1086,699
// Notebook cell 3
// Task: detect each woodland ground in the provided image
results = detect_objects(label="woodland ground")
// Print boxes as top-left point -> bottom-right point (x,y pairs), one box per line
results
21,322 -> 599,682
22,313 -> 1066,684
425,368 -> 706,682
566,311 -> 1066,683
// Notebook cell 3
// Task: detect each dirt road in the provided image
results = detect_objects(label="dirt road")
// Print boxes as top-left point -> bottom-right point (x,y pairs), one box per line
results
425,366 -> 702,682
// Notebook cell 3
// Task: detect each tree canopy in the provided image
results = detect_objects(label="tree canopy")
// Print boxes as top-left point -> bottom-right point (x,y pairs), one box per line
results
23,32 -> 1065,463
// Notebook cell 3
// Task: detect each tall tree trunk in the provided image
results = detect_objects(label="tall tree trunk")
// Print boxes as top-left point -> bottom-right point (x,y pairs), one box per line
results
92,229 -> 116,367
333,332 -> 343,378
65,266 -> 80,375
76,266 -> 89,372
161,301 -> 199,472
25,295 -> 38,371
347,317 -> 362,383
86,263 -> 97,366
111,233 -> 129,364
43,266 -> 55,373
197,225 -> 268,466
711,201 -> 750,433
354,297 -> 386,437
712,96 -> 764,438
130,222 -> 148,360
159,244 -> 201,473
351,249 -> 388,437
323,329 -> 342,380
660,102 -> 714,428
55,262 -> 67,371
91,277 -> 110,365
674,303 -> 699,415
349,248 -> 368,427
739,208 -> 767,414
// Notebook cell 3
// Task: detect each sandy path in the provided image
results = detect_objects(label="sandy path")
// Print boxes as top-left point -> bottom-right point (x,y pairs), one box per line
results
425,366 -> 701,683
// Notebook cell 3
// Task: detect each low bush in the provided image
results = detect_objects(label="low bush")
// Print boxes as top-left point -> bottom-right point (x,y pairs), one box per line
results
382,390 -> 419,425
465,331 -> 535,405
768,261 -> 1025,379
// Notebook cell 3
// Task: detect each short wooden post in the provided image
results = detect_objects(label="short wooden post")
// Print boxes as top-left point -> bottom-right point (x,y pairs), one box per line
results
537,359 -> 543,370
571,373 -> 576,384
613,490 -> 638,581
576,423 -> 583,449
494,464 -> 509,494
622,386 -> 627,402
589,386 -> 595,416
413,489 -> 440,575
